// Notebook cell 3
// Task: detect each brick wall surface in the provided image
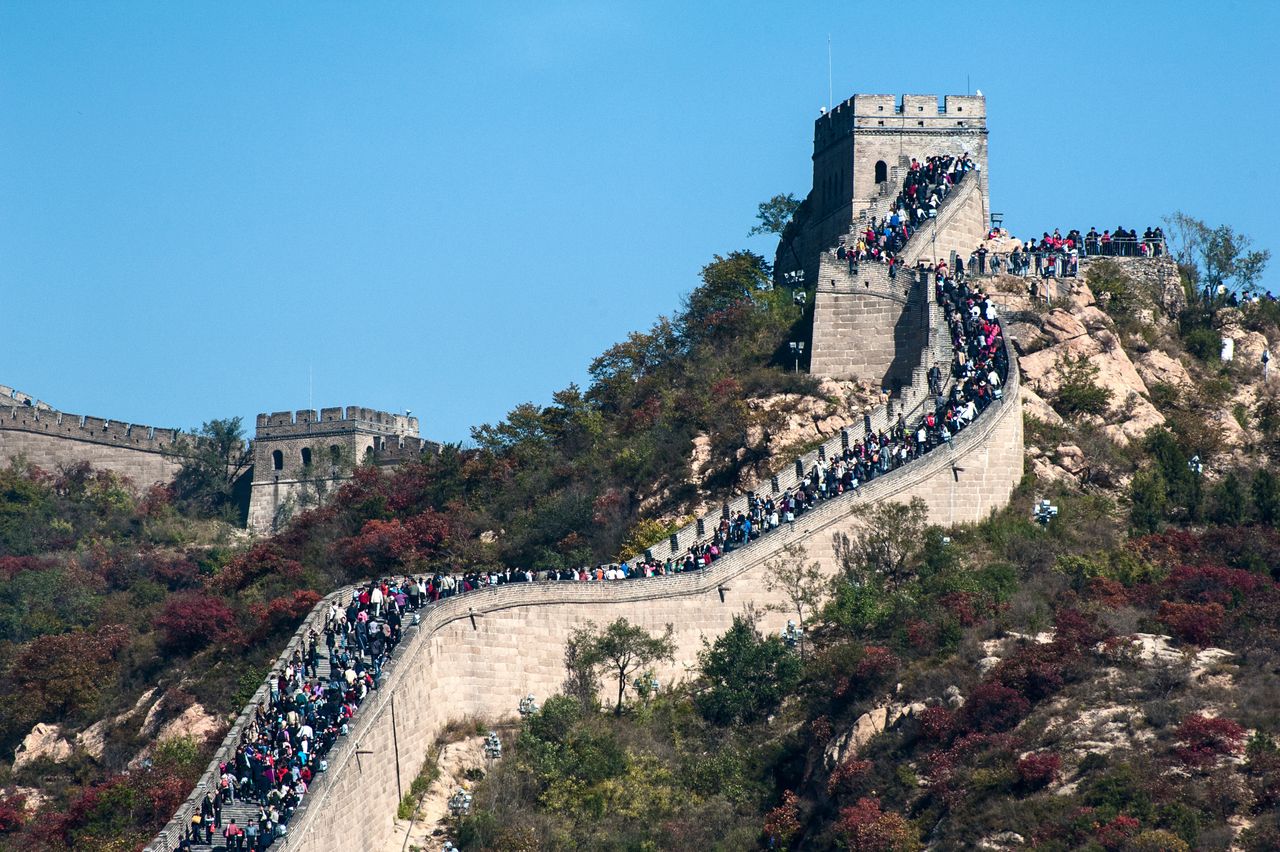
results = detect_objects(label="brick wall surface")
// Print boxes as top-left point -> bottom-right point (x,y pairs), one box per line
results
146,357 -> 1023,852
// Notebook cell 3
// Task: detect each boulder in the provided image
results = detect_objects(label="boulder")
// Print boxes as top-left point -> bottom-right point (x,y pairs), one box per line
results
13,723 -> 73,772
156,702 -> 221,744
1020,388 -> 1063,426
1135,349 -> 1193,390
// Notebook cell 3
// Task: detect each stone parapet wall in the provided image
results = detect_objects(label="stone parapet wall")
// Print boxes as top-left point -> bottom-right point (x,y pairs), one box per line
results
147,349 -> 1023,852
0,404 -> 185,487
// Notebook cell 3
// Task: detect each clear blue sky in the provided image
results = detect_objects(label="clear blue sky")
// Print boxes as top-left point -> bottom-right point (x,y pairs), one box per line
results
2,2 -> 1275,443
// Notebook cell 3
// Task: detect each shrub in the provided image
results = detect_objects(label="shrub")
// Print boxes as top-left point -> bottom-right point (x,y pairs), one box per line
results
763,790 -> 800,846
154,591 -> 238,654
856,646 -> 901,680
1016,751 -> 1061,791
695,615 -> 801,726
1182,327 -> 1221,363
990,645 -> 1066,703
1054,354 -> 1112,418
1174,714 -> 1245,767
1095,814 -> 1141,850
1157,600 -> 1225,646
827,757 -> 872,796
963,683 -> 1031,733
255,589 -> 322,639
917,706 -> 956,743
834,797 -> 922,852
0,793 -> 26,833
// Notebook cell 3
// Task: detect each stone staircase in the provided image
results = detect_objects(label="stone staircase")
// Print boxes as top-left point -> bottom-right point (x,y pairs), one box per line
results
178,646 -> 342,851
145,153 -> 1019,852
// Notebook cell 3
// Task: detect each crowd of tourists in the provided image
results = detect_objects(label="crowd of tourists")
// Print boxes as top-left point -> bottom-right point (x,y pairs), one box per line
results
174,581 -> 415,850
167,157 -> 1011,851
674,265 -> 1007,568
836,154 -> 977,277
977,225 -> 1167,281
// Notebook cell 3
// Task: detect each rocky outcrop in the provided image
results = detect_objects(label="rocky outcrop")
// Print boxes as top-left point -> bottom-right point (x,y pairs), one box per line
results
823,701 -> 927,770
13,723 -> 73,772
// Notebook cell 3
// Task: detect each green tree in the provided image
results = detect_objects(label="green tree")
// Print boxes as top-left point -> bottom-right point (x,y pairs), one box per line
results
166,417 -> 251,521
1209,472 -> 1248,526
562,624 -> 602,708
834,498 -> 930,592
1130,468 -> 1169,533
1253,468 -> 1280,526
763,541 -> 828,654
748,194 -> 800,238
695,615 -> 801,726
1052,354 -> 1112,419
576,618 -> 674,716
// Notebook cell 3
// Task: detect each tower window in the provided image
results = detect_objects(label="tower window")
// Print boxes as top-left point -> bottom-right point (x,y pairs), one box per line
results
330,444 -> 342,463
301,447 -> 312,467
271,450 -> 283,471
874,160 -> 888,183
918,120 -> 925,126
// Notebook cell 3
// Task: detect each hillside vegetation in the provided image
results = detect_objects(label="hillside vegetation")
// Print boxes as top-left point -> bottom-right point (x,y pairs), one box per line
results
0,210 -> 1277,851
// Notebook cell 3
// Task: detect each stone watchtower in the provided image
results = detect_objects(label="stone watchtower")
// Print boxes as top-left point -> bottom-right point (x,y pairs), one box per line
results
780,94 -> 991,385
246,406 -> 422,533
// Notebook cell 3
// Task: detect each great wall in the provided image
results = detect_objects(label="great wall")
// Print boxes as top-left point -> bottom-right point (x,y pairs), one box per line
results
3,93 -> 1037,851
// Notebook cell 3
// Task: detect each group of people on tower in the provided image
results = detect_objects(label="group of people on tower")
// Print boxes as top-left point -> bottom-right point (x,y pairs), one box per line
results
836,153 -> 977,275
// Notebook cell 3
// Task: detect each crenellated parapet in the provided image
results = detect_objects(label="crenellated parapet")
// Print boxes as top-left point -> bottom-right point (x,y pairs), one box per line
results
246,405 -> 431,534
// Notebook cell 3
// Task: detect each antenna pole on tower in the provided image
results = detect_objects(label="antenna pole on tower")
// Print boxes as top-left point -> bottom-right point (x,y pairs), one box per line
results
827,35 -> 833,110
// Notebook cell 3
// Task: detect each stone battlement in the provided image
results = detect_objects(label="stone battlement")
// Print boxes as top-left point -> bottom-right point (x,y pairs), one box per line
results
0,385 -> 55,412
1,401 -> 180,454
255,407 -> 418,438
816,93 -> 986,149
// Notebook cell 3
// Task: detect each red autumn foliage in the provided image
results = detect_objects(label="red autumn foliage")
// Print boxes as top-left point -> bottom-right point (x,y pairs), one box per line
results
255,589 -> 323,639
990,644 -> 1067,703
762,790 -> 800,844
211,542 -> 305,593
138,482 -> 174,517
0,555 -> 49,579
1015,751 -> 1061,790
155,591 -> 239,653
1173,713 -> 1246,767
147,553 -> 202,590
939,591 -> 979,625
834,797 -> 918,851
827,757 -> 872,796
334,510 -> 451,575
810,715 -> 833,743
1158,600 -> 1226,646
917,706 -> 956,742
856,646 -> 900,680
1094,814 -> 1141,850
1053,606 -> 1110,650
1164,563 -> 1263,606
12,625 -> 131,717
1087,576 -> 1131,608
905,618 -> 937,651
0,793 -> 26,833
963,682 -> 1031,733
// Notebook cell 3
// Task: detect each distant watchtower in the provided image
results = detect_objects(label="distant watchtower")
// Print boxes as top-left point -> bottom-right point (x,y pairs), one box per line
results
246,406 -> 425,533
780,93 -> 990,283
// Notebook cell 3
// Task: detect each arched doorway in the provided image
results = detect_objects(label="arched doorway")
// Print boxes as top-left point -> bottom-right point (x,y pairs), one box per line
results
874,160 -> 888,184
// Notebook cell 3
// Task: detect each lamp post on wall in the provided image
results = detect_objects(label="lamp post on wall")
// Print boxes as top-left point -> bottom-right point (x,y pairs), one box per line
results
789,341 -> 806,373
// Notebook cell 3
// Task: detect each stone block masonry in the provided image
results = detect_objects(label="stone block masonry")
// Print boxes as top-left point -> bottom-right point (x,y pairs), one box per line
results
0,401 -> 184,486
144,357 -> 1023,852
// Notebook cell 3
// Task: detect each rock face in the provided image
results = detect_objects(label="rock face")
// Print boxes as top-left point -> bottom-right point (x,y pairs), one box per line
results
823,701 -> 927,769
1135,349 -> 1193,390
156,703 -> 221,745
13,723 -> 73,771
